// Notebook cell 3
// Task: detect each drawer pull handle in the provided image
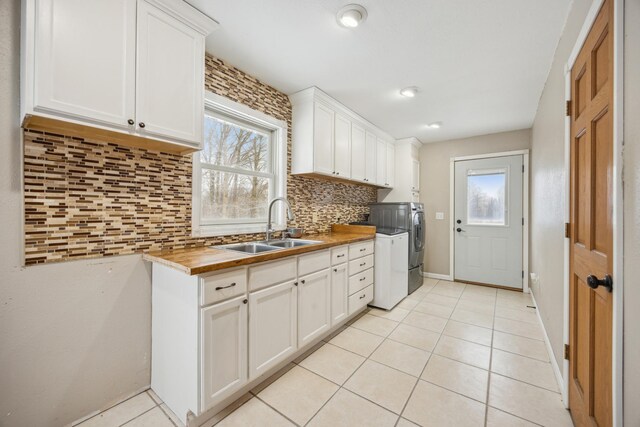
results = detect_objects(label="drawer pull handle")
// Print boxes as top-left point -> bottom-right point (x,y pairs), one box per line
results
359,294 -> 366,299
215,282 -> 236,291
360,262 -> 366,267
359,277 -> 366,281
337,254 -> 345,258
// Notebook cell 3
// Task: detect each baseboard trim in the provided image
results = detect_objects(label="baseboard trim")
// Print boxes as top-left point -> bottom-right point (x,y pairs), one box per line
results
423,272 -> 454,281
530,291 -> 567,407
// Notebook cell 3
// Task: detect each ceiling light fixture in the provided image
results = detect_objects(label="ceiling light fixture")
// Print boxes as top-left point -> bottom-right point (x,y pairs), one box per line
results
400,86 -> 419,98
337,4 -> 367,28
427,122 -> 443,129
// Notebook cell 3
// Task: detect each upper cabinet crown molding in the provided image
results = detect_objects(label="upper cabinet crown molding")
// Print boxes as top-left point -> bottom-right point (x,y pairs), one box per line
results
289,86 -> 395,189
20,0 -> 218,155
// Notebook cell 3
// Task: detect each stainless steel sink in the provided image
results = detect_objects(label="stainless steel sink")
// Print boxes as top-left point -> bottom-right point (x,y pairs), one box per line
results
219,242 -> 282,254
263,239 -> 321,248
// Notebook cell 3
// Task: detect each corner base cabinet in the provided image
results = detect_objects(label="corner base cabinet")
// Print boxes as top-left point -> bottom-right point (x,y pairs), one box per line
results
149,241 -> 375,425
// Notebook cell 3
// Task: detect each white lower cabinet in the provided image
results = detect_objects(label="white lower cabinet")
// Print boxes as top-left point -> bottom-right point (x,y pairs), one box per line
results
331,263 -> 348,325
201,295 -> 248,411
298,269 -> 331,346
249,280 -> 298,380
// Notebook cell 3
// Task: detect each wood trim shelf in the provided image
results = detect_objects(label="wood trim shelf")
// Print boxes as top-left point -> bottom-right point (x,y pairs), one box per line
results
22,114 -> 199,155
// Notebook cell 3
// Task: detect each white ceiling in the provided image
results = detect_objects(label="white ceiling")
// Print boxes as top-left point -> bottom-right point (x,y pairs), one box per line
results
186,0 -> 572,143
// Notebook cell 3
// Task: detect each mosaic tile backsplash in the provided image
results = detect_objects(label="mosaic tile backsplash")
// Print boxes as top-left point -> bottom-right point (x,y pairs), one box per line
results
23,54 -> 377,265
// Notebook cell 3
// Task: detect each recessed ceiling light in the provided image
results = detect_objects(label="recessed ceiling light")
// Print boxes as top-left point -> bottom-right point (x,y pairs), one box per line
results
427,122 -> 443,129
337,4 -> 367,28
400,86 -> 419,98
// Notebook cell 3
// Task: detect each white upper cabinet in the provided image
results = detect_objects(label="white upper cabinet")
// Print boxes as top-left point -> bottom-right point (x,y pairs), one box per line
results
386,142 -> 395,188
333,113 -> 351,178
31,0 -> 136,128
412,158 -> 421,192
136,0 -> 204,145
376,138 -> 387,186
365,131 -> 377,184
22,0 -> 218,152
290,87 -> 394,188
350,124 -> 366,182
312,102 -> 335,175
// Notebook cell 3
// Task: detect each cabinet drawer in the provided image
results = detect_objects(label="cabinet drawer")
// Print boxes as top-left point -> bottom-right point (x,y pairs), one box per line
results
201,268 -> 247,306
349,254 -> 374,276
349,240 -> 374,259
249,258 -> 297,291
348,267 -> 373,296
331,245 -> 348,265
298,250 -> 330,276
348,284 -> 374,315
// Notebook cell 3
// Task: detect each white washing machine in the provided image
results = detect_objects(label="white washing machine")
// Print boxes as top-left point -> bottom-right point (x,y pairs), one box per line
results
371,230 -> 409,310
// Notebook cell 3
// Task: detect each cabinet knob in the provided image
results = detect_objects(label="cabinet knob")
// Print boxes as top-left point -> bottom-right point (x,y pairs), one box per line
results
127,119 -> 134,125
294,281 -> 298,286
243,299 -> 248,304
336,172 -> 339,175
334,268 -> 338,272
301,279 -> 306,284
139,122 -> 146,128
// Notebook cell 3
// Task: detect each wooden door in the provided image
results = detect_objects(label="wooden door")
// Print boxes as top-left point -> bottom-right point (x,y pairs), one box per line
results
334,113 -> 351,178
136,0 -> 204,145
330,263 -> 348,326
351,124 -> 366,181
298,269 -> 331,346
34,0 -> 136,128
568,0 -> 614,426
200,295 -> 248,411
312,102 -> 335,175
249,281 -> 297,380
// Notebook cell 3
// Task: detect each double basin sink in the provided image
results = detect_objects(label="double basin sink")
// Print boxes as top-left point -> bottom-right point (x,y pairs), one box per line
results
215,239 -> 322,254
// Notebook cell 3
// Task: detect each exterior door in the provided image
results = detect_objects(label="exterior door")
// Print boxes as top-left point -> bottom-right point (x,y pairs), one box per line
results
200,295 -> 248,411
454,155 -> 523,288
568,0 -> 614,425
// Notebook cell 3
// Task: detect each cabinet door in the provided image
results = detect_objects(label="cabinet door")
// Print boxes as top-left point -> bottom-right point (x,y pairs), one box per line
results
249,281 -> 297,379
351,124 -> 366,181
412,159 -> 420,191
386,143 -> 395,187
334,114 -> 351,178
376,138 -> 387,186
313,102 -> 335,175
365,131 -> 377,183
136,0 -> 204,145
298,269 -> 331,346
33,0 -> 136,128
331,263 -> 348,326
201,295 -> 248,411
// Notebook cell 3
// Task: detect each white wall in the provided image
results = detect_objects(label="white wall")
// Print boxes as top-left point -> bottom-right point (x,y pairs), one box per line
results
623,0 -> 640,424
419,129 -> 531,276
0,2 -> 152,426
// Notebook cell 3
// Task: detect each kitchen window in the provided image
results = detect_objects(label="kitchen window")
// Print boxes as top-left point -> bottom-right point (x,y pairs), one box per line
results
193,92 -> 287,237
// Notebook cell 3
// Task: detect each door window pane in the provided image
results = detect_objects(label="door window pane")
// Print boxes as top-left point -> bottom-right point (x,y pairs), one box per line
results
467,169 -> 507,225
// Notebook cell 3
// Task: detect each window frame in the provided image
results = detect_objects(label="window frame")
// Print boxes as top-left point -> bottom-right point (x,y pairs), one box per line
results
192,91 -> 288,237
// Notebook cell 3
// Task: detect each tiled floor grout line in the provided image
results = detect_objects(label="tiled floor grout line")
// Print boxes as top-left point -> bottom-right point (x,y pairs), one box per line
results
483,286 -> 498,427
76,391 -> 160,427
396,280 -> 459,425
118,404 -> 160,427
157,403 -> 180,427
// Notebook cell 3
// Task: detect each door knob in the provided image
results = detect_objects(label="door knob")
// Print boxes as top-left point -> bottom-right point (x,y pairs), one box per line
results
456,228 -> 465,232
586,274 -> 613,292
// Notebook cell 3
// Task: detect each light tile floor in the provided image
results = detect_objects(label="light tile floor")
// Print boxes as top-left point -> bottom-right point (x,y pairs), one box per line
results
79,279 -> 573,427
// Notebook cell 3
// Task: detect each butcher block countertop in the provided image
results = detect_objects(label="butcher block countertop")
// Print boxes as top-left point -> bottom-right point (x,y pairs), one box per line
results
143,224 -> 376,276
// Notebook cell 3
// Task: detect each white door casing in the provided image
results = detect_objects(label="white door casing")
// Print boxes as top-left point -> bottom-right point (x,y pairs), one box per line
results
454,155 -> 524,288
